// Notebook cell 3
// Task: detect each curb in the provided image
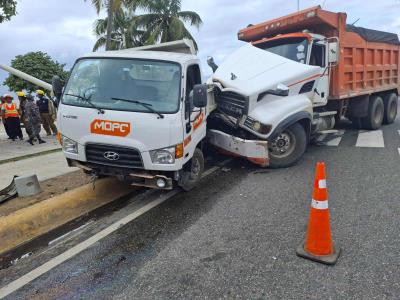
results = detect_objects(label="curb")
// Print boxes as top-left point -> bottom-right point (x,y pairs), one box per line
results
0,148 -> 62,165
0,178 -> 137,256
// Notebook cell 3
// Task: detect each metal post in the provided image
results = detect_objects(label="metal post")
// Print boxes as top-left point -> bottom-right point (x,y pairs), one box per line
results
297,0 -> 300,11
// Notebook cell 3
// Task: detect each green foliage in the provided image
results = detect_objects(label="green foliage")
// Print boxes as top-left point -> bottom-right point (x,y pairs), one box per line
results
93,9 -> 146,51
0,0 -> 17,23
134,0 -> 203,49
88,0 -> 202,51
3,52 -> 69,92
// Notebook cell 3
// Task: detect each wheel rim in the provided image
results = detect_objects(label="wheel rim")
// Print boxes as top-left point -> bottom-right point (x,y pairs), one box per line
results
389,100 -> 397,120
374,102 -> 384,125
269,131 -> 296,158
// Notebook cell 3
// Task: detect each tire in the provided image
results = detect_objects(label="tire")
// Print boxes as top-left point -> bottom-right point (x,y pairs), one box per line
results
361,95 -> 384,130
268,122 -> 307,168
383,93 -> 398,124
178,148 -> 204,191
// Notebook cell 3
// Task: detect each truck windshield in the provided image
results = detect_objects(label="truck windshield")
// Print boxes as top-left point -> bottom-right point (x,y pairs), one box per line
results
62,58 -> 181,113
255,38 -> 309,64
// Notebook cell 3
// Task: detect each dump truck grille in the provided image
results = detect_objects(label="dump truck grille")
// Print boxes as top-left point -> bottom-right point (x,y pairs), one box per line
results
215,91 -> 248,118
85,144 -> 143,169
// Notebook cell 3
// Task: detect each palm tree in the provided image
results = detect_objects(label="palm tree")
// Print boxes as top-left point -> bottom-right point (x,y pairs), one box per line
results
134,0 -> 203,48
93,10 -> 146,51
86,0 -> 140,50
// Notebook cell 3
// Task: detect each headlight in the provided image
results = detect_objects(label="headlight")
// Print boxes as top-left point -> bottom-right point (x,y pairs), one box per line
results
150,147 -> 175,164
62,136 -> 78,154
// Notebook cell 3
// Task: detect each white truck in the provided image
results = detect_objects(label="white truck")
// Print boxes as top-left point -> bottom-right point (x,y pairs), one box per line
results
57,40 -> 268,191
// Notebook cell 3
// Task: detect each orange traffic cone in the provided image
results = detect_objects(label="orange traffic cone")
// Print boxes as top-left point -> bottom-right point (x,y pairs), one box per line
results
296,162 -> 341,265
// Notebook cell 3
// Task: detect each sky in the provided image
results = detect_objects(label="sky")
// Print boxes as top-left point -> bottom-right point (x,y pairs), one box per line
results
1,0 -> 400,96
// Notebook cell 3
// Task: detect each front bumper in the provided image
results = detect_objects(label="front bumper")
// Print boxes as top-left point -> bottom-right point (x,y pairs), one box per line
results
68,159 -> 174,190
207,129 -> 269,167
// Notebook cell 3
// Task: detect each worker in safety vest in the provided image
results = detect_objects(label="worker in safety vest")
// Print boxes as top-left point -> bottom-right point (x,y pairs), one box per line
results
0,96 -> 12,139
1,94 -> 23,141
17,91 -> 31,138
36,90 -> 57,136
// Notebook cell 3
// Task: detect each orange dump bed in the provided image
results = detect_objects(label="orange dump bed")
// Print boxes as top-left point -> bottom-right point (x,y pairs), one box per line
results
238,6 -> 400,100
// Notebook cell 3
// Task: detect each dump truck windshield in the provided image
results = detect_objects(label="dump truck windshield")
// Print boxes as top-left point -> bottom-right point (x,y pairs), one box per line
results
255,38 -> 309,64
62,58 -> 181,113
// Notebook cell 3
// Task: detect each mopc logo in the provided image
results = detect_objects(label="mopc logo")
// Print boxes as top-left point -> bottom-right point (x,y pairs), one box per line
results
90,119 -> 131,137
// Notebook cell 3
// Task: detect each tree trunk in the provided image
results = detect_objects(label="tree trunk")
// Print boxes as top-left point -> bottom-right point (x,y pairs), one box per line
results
105,0 -> 114,51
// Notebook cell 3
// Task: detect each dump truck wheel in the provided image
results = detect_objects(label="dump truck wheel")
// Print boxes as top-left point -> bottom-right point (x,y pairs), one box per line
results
179,148 -> 204,191
362,95 -> 384,130
383,93 -> 398,124
269,123 -> 307,168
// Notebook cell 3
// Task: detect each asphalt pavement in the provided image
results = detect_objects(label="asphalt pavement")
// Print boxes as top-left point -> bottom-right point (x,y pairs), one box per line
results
1,116 -> 399,299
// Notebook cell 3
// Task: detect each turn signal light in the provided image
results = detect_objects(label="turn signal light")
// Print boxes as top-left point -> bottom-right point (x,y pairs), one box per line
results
175,143 -> 184,159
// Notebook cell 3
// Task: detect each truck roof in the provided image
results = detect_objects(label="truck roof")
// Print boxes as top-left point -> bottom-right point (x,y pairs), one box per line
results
81,39 -> 198,64
81,50 -> 198,65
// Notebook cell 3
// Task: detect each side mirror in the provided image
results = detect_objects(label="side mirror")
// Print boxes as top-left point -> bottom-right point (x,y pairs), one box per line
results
207,56 -> 218,73
328,41 -> 339,64
192,84 -> 208,108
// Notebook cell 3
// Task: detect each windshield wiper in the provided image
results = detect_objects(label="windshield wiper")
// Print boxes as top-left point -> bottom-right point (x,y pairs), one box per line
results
66,93 -> 105,114
111,97 -> 164,119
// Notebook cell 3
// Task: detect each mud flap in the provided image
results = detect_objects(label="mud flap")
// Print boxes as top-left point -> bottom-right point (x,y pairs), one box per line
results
207,129 -> 269,167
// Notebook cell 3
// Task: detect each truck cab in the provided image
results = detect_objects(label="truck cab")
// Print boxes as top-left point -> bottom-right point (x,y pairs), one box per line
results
208,31 -> 339,168
58,40 -> 208,190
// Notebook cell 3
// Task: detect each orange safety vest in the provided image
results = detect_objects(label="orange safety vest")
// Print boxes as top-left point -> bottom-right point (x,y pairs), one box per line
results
3,103 -> 19,118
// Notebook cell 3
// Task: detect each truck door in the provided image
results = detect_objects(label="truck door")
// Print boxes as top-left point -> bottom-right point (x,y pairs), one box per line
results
309,42 -> 329,107
183,64 -> 204,161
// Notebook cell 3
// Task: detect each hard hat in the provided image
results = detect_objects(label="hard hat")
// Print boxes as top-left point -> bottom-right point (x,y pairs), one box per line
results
17,91 -> 26,97
36,90 -> 45,96
3,94 -> 13,99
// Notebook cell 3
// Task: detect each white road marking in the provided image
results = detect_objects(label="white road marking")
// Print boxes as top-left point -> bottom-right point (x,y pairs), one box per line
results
0,159 -> 231,299
355,130 -> 385,148
398,148 -> 400,156
326,130 -> 345,147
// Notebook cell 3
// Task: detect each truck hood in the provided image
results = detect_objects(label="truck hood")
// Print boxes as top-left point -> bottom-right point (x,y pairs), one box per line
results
212,44 -> 320,96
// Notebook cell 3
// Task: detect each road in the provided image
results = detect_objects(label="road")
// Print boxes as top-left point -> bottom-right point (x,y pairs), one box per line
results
0,117 -> 399,299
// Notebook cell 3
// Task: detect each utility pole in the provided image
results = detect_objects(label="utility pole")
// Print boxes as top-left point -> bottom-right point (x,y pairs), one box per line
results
297,0 -> 300,11
105,0 -> 114,51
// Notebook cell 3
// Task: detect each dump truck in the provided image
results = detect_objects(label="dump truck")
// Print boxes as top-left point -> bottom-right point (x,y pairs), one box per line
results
206,5 -> 399,168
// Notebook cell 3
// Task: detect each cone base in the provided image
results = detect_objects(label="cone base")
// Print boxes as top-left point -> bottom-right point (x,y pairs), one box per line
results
296,242 -> 341,265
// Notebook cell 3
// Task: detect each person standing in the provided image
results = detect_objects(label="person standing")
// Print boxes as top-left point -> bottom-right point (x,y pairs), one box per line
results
17,91 -> 31,138
36,90 -> 57,136
1,94 -> 23,141
0,96 -> 12,139
24,95 -> 46,145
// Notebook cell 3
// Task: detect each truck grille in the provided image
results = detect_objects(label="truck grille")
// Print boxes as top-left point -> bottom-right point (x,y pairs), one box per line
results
243,116 -> 256,130
215,91 -> 248,118
85,144 -> 143,169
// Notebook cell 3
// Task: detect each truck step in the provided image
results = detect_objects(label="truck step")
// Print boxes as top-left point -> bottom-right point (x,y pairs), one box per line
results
317,129 -> 339,134
313,111 -> 337,118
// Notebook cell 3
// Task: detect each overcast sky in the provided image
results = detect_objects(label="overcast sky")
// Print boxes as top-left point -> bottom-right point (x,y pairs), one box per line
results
1,0 -> 400,96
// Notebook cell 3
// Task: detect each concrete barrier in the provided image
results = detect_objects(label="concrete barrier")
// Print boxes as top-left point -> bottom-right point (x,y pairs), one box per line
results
0,178 -> 137,255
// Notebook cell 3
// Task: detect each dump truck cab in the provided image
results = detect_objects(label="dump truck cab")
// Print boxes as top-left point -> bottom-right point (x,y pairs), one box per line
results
251,31 -> 336,107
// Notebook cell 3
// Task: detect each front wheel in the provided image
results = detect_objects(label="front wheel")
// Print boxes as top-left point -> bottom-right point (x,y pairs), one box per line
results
178,148 -> 204,191
268,123 -> 307,168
